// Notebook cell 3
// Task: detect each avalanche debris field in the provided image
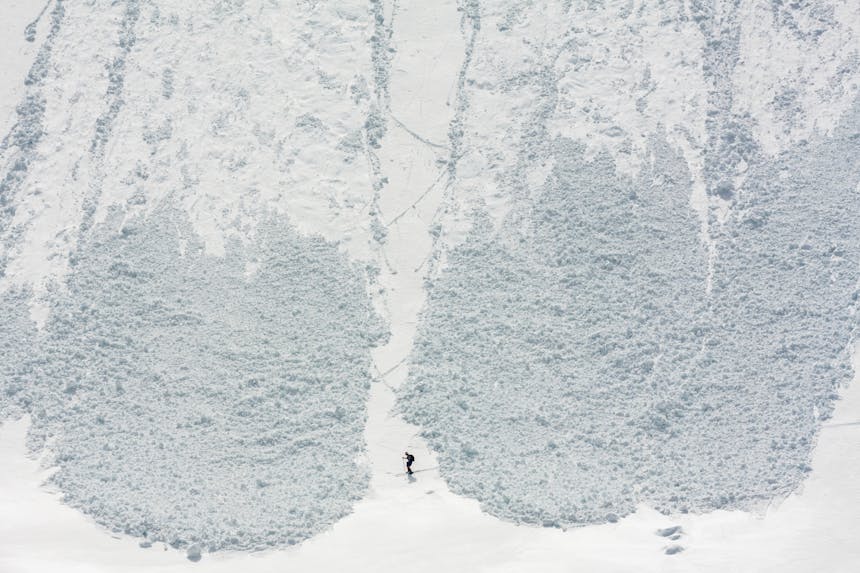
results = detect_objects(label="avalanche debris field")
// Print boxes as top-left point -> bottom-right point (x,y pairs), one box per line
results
1,0 -> 859,557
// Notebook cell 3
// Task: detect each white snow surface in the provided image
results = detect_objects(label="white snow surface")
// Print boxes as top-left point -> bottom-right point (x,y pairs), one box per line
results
1,0 -> 859,571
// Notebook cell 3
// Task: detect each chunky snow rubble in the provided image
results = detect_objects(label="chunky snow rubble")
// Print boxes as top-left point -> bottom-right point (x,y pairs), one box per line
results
1,0 -> 859,554
400,103 -> 860,527
0,209 -> 385,551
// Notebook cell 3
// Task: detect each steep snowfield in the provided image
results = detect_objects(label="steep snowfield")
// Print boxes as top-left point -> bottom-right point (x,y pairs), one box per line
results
0,0 -> 392,555
1,0 -> 859,570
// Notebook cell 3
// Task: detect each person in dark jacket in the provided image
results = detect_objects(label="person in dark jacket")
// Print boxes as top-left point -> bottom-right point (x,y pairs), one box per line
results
403,451 -> 415,474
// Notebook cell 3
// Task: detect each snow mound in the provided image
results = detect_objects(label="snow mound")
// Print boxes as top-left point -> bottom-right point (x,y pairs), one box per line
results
0,208 -> 385,552
400,99 -> 860,527
186,544 -> 202,562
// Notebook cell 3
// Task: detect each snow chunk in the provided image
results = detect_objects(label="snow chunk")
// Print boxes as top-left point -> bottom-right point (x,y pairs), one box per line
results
186,544 -> 202,562
656,526 -> 683,538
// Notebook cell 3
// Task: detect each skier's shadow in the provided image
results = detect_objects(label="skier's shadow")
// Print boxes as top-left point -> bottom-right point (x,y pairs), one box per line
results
405,466 -> 438,483
408,466 -> 438,475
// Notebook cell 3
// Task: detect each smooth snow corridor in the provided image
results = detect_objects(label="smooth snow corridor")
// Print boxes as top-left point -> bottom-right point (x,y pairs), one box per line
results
0,0 -> 859,571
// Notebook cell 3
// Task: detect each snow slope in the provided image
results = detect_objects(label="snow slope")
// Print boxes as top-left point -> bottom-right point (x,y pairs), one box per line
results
1,349 -> 859,572
1,0 -> 859,570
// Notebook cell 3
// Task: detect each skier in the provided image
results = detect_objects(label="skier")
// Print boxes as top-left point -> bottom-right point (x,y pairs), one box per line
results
403,451 -> 415,475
